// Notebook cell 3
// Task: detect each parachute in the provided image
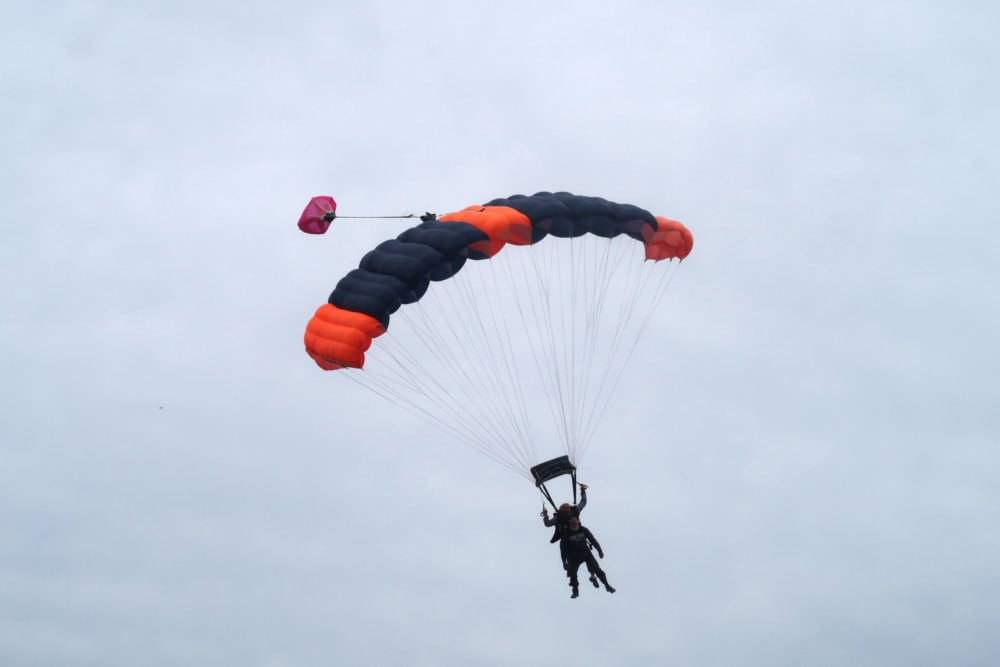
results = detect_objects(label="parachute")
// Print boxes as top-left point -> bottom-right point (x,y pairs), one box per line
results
302,192 -> 692,503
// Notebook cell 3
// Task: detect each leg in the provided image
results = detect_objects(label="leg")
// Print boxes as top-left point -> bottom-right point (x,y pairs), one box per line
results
584,552 -> 614,592
567,556 -> 583,598
567,557 -> 583,589
584,557 -> 599,587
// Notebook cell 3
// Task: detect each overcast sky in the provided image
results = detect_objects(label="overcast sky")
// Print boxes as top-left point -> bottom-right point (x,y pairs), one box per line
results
2,1 -> 998,666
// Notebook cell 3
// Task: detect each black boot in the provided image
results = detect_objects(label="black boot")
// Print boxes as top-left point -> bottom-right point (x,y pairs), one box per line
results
589,574 -> 599,588
605,584 -> 616,594
571,587 -> 579,599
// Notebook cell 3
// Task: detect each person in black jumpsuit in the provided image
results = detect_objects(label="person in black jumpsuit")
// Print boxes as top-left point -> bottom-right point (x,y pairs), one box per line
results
561,516 -> 615,598
541,483 -> 588,572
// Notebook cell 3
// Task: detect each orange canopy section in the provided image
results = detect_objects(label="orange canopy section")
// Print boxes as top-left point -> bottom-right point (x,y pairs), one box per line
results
439,206 -> 533,257
645,217 -> 694,261
304,304 -> 385,370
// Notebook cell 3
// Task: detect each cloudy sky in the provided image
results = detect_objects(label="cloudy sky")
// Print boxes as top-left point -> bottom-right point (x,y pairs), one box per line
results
2,1 -> 998,665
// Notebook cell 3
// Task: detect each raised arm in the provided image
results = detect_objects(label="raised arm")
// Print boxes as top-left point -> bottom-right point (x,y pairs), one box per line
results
541,507 -> 558,527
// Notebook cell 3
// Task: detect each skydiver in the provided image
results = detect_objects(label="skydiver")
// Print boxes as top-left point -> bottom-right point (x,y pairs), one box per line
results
541,482 -> 588,540
540,482 -> 588,576
561,516 -> 615,598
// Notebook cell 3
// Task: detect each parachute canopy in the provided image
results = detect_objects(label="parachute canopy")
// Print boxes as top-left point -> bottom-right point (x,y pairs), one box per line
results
304,192 -> 692,371
301,192 -> 692,482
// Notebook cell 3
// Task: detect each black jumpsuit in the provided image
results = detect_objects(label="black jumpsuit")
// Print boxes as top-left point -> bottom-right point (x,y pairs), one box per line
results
561,525 -> 610,590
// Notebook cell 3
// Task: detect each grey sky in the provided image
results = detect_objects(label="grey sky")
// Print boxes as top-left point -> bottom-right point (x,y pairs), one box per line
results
2,1 -> 998,666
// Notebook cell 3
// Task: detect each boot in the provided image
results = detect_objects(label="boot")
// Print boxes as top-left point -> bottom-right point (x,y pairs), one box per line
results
571,587 -> 579,599
605,584 -> 616,594
589,574 -> 599,588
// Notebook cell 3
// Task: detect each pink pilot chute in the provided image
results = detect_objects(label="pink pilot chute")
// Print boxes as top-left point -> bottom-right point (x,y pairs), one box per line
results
297,196 -> 337,234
